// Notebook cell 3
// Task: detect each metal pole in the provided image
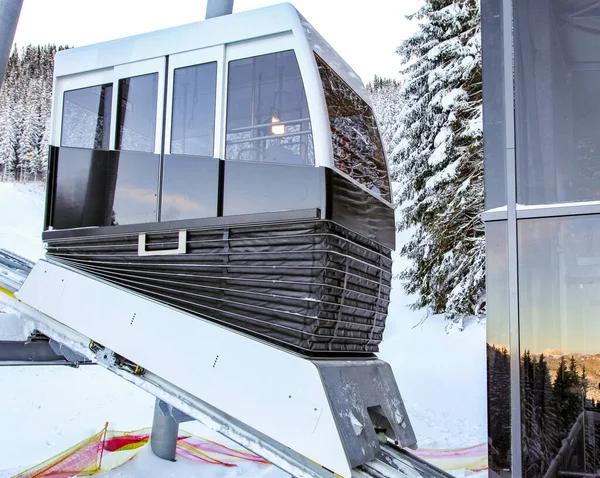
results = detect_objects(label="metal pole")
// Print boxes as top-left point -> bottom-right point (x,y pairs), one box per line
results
150,398 -> 194,461
205,0 -> 233,19
150,399 -> 180,461
0,0 -> 23,89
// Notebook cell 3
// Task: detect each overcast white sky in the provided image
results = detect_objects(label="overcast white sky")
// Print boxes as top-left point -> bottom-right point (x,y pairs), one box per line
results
12,0 -> 422,83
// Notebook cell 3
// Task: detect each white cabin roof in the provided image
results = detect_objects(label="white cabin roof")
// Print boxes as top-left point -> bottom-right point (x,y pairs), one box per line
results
53,3 -> 372,105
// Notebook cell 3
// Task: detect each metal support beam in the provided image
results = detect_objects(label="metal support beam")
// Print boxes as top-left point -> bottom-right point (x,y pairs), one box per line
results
150,398 -> 194,461
205,0 -> 233,19
0,0 -> 23,89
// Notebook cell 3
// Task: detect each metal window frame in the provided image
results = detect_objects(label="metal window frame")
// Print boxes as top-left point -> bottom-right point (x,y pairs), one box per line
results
499,0 -> 523,474
482,0 -> 520,474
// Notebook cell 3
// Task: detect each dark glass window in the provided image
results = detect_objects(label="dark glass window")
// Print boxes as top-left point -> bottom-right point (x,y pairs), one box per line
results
315,54 -> 390,203
161,155 -> 219,221
515,1 -> 600,205
519,215 -> 600,477
116,73 -> 158,152
171,62 -> 217,157
225,50 -> 314,166
61,84 -> 113,150
481,0 -> 506,209
485,221 -> 511,474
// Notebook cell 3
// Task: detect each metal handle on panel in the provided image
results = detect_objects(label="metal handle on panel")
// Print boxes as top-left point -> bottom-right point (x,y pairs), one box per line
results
138,230 -> 187,256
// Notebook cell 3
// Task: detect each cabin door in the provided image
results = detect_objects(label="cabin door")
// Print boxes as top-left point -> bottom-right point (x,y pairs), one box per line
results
161,46 -> 225,222
111,58 -> 167,225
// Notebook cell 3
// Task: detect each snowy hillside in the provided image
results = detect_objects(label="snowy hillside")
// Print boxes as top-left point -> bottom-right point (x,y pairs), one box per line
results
0,182 -> 487,477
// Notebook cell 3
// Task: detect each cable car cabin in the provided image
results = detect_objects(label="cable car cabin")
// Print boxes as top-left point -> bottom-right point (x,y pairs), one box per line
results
43,3 -> 394,356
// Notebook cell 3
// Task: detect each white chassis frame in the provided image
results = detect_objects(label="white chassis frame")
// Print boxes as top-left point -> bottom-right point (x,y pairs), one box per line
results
17,259 -> 353,477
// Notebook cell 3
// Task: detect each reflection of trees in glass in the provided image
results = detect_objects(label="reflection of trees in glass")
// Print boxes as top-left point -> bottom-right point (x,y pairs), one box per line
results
520,350 -> 600,477
315,54 -> 390,202
61,85 -> 112,150
487,344 -> 511,472
522,351 -> 558,477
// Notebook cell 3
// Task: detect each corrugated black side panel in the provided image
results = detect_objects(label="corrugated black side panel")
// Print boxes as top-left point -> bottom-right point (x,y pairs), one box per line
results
45,219 -> 391,356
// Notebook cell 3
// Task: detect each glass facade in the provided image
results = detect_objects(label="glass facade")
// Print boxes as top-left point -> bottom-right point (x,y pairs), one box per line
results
315,54 -> 391,203
225,50 -> 314,166
519,217 -> 600,477
484,1 -> 600,477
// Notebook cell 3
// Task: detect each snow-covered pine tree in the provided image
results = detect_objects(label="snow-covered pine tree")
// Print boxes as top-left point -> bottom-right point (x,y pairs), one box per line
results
0,44 -> 65,182
391,0 -> 484,325
368,76 -> 403,160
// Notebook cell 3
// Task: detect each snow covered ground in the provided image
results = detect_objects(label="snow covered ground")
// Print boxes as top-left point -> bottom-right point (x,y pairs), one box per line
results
0,182 -> 487,477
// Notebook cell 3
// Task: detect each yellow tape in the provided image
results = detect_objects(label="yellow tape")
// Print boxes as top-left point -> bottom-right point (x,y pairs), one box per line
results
298,452 -> 345,477
0,286 -> 15,299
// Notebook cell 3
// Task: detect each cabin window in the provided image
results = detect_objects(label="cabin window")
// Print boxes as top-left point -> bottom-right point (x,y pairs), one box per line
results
225,50 -> 315,165
116,73 -> 158,152
171,62 -> 217,157
315,54 -> 391,202
61,84 -> 113,150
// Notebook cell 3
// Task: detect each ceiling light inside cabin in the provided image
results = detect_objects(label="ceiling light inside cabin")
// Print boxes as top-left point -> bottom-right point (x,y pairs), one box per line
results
271,116 -> 286,135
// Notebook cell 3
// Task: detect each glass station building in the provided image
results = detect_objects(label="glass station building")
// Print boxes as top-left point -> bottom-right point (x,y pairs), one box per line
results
483,0 -> 600,476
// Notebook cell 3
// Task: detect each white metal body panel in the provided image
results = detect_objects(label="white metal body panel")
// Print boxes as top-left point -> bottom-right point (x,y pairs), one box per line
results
17,260 -> 352,477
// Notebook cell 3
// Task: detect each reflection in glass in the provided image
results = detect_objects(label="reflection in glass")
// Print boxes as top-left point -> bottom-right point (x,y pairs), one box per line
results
52,147 -> 118,229
225,50 -> 315,166
515,0 -> 600,205
111,151 -> 159,225
116,73 -> 158,152
486,221 -> 511,475
161,155 -> 219,221
315,54 -> 390,203
61,84 -> 113,150
171,62 -> 217,157
222,161 -> 321,216
519,216 -> 600,477
481,0 -> 506,209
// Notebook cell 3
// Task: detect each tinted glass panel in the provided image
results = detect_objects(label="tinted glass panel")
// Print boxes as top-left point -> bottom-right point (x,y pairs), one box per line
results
111,151 -> 159,225
171,62 -> 217,156
515,0 -> 600,205
485,221 -> 511,474
116,73 -> 158,152
481,0 -> 506,209
225,50 -> 315,166
161,155 -> 219,221
519,216 -> 600,477
223,161 -> 321,216
315,54 -> 390,203
52,147 -> 118,229
61,84 -> 113,150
